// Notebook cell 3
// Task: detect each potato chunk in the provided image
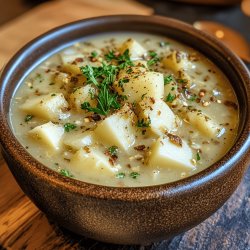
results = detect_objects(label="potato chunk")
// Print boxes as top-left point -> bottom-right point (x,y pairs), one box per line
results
70,148 -> 120,177
114,69 -> 164,103
21,93 -> 69,122
94,104 -> 136,151
119,39 -> 146,60
148,137 -> 194,170
186,110 -> 220,138
162,51 -> 190,74
69,85 -> 97,112
63,130 -> 94,150
28,122 -> 64,151
136,98 -> 177,136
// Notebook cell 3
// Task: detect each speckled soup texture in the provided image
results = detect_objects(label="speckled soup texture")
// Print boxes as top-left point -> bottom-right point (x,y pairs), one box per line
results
0,15 -> 249,244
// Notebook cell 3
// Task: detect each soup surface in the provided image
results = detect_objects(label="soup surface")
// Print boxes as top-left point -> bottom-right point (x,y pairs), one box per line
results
10,32 -> 239,187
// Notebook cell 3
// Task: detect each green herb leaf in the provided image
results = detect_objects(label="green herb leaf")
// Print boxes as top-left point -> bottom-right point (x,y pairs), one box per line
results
118,78 -> 129,87
91,51 -> 98,58
64,123 -> 77,132
196,152 -> 201,161
141,93 -> 147,100
116,172 -> 126,179
130,172 -> 140,179
166,93 -> 176,103
147,50 -> 160,66
188,94 -> 197,102
164,75 -> 174,85
25,114 -> 33,122
105,50 -> 116,61
60,169 -> 74,178
81,85 -> 120,116
137,118 -> 151,128
80,65 -> 99,86
108,145 -> 118,157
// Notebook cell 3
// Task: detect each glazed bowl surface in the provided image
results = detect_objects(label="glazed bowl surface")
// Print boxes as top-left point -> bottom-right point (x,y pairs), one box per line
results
0,15 -> 249,245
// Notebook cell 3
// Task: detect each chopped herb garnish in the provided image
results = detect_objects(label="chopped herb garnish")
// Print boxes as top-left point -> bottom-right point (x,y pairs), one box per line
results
164,75 -> 174,85
64,123 -> 77,132
91,51 -> 98,58
141,93 -> 147,100
25,114 -> 33,122
116,172 -> 125,179
49,82 -> 55,85
166,93 -> 176,102
108,145 -> 118,157
118,78 -> 129,87
81,85 -> 120,116
137,118 -> 151,128
130,172 -> 140,179
188,94 -> 197,102
196,152 -> 201,161
80,65 -> 99,86
105,50 -> 116,61
105,49 -> 133,69
51,94 -> 56,96
147,51 -> 160,66
60,169 -> 74,178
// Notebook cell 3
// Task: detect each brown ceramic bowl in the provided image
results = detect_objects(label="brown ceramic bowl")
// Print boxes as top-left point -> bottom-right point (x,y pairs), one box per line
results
0,15 -> 249,245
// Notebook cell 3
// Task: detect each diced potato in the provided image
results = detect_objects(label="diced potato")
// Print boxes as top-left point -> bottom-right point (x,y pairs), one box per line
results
21,93 -> 69,122
29,122 -> 64,151
119,39 -> 147,60
62,63 -> 82,75
63,130 -> 94,150
70,147 -> 120,177
186,110 -> 220,138
69,85 -> 97,112
162,51 -> 190,74
148,137 -> 194,170
136,98 -> 177,136
114,69 -> 164,103
94,104 -> 136,151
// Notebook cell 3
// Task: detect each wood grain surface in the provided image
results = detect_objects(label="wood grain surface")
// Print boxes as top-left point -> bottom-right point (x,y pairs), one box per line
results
0,1 -> 249,249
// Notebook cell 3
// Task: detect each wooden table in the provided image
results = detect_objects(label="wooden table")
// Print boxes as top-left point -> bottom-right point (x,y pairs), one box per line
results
0,1 -> 249,249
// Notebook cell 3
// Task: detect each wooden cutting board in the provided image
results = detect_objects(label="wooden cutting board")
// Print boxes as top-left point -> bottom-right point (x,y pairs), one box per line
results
0,1 -> 249,249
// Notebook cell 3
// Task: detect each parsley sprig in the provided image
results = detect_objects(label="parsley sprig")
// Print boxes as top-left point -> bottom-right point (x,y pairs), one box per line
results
105,49 -> 134,69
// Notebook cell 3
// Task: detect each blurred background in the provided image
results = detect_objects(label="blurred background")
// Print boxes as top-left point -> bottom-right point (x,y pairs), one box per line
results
0,0 -> 249,67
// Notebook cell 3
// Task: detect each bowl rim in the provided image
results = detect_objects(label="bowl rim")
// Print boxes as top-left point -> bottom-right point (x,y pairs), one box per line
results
0,15 -> 249,201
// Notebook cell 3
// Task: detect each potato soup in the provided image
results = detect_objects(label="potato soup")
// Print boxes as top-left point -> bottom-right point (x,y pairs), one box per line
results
10,32 -> 239,187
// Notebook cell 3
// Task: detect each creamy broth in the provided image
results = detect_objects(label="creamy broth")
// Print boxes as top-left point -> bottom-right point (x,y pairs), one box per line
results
10,32 -> 239,187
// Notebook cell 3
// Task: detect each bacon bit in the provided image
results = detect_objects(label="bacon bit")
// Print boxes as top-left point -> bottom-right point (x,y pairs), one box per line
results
109,158 -> 115,166
91,57 -> 97,62
134,145 -> 146,151
199,90 -> 206,97
114,51 -> 120,57
203,75 -> 210,82
86,114 -> 101,122
210,96 -> 216,102
45,69 -> 51,73
75,57 -> 84,63
83,146 -> 91,153
150,97 -> 155,104
127,164 -> 131,169
166,133 -> 182,147
224,100 -> 238,110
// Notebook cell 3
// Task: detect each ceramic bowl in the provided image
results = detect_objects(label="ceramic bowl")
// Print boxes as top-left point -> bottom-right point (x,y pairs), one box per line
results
0,15 -> 249,245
